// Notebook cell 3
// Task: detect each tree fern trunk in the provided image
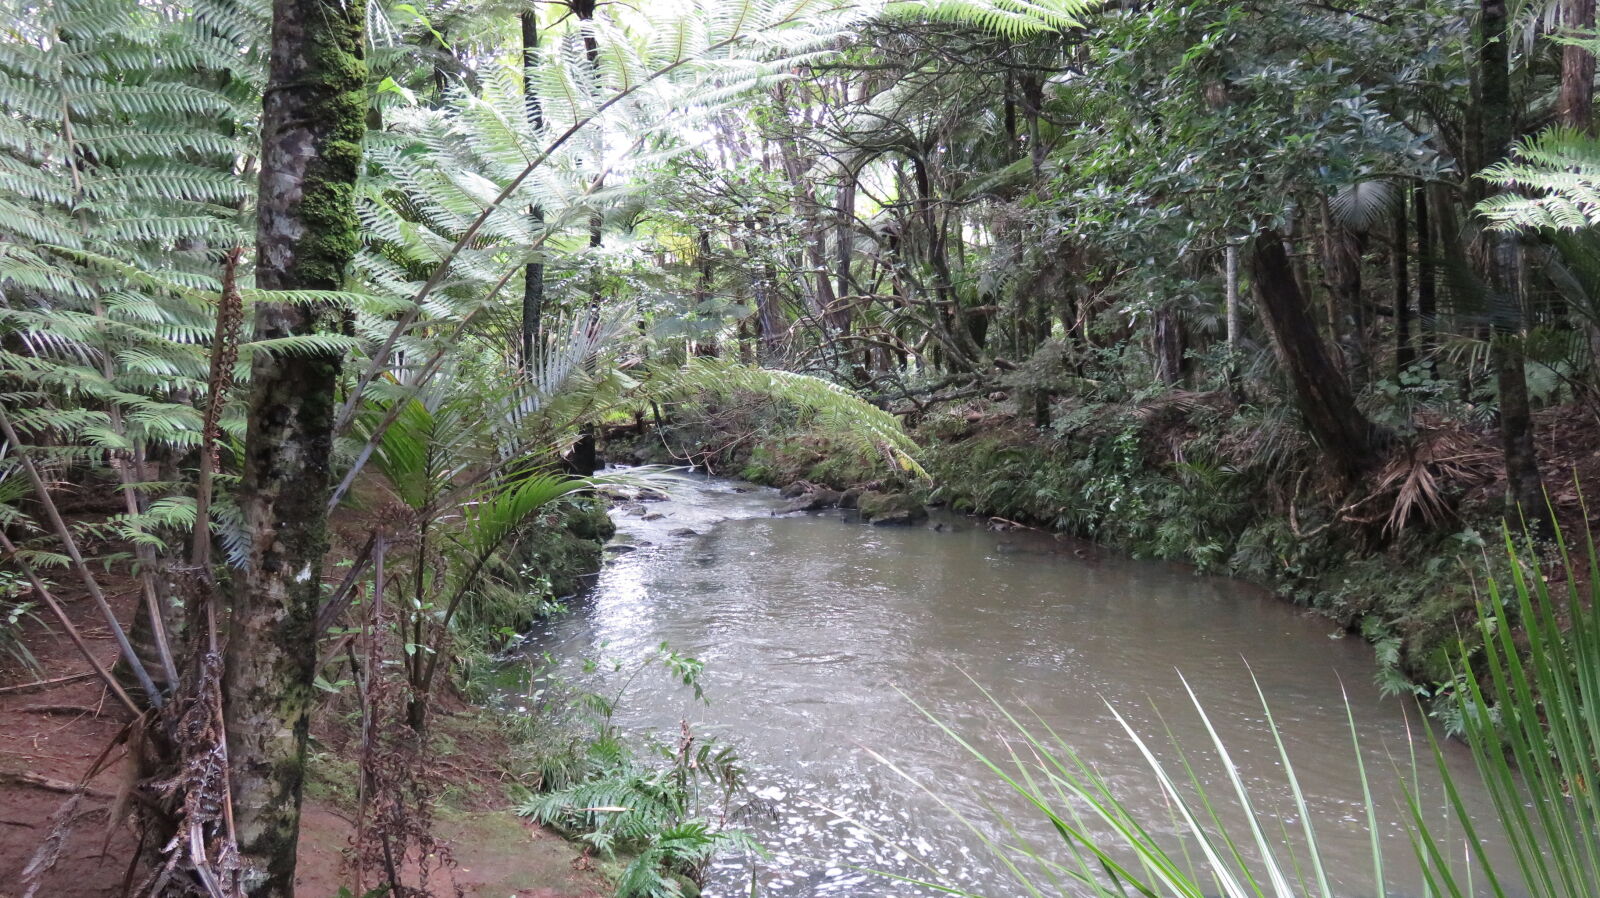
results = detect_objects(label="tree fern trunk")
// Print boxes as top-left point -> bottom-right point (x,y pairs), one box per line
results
226,0 -> 366,892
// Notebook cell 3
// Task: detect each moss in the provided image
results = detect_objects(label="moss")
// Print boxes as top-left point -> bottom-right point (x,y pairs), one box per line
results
304,749 -> 361,809
295,0 -> 368,290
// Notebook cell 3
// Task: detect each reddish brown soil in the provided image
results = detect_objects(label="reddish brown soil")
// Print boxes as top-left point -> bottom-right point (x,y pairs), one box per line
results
0,584 -> 606,898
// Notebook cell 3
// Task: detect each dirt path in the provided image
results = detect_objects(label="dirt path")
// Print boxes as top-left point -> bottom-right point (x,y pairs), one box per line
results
0,585 -> 607,898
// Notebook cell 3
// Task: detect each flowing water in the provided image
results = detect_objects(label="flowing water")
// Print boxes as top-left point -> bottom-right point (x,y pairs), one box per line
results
515,471 -> 1512,898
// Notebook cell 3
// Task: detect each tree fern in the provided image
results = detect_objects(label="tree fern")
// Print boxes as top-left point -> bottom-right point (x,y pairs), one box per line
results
1479,127 -> 1600,231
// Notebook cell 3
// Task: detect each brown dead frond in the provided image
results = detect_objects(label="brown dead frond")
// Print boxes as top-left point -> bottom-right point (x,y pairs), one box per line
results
141,640 -> 240,898
1366,423 -> 1498,536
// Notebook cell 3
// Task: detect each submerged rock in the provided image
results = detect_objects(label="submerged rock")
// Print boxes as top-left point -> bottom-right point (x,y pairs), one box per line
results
779,480 -> 815,499
857,491 -> 928,526
642,512 -> 665,521
782,488 -> 843,513
668,527 -> 700,537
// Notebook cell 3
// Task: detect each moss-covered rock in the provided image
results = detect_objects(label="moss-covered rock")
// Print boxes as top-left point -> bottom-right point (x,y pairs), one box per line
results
858,491 -> 927,525
508,496 -> 616,600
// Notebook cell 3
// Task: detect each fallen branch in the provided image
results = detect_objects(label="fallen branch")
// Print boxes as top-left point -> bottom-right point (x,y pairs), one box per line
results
0,770 -> 112,799
0,529 -> 142,717
19,704 -> 108,717
0,672 -> 97,696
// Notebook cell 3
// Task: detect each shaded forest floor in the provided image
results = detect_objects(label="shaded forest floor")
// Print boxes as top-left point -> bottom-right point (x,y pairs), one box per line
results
0,579 -> 609,898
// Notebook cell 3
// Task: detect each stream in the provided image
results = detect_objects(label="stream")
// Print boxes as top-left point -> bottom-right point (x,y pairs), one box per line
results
515,470 -> 1512,898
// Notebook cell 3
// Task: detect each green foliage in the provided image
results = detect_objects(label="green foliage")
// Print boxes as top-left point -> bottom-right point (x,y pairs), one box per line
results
1436,525 -> 1600,898
0,568 -> 39,674
514,645 -> 760,898
884,0 -> 1099,38
1479,128 -> 1600,231
925,407 -> 1252,568
648,358 -> 926,480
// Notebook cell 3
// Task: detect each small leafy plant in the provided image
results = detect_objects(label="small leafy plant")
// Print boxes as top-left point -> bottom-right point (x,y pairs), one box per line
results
516,644 -> 763,898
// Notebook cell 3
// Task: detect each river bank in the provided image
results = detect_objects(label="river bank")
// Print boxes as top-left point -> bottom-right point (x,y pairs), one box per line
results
606,391 -> 1600,691
0,493 -> 620,898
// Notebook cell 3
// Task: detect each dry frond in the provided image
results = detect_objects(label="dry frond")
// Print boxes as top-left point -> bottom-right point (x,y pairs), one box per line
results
1366,422 -> 1497,535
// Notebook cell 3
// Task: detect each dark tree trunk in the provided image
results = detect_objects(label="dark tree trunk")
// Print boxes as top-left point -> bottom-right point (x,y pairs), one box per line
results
227,0 -> 365,893
1153,307 -> 1184,386
1393,188 -> 1414,375
1561,0 -> 1596,133
1251,233 -> 1388,481
520,11 -> 545,368
1480,0 -> 1551,533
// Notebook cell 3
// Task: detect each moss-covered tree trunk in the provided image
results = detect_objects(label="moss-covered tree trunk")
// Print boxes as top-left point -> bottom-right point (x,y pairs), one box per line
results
225,0 -> 366,892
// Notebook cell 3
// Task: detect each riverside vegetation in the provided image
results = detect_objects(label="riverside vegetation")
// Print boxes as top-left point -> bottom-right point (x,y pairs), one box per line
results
0,0 -> 1597,896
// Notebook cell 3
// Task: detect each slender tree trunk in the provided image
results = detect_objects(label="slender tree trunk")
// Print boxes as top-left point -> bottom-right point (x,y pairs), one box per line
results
1480,0 -> 1551,533
1415,182 -> 1437,376
1251,233 -> 1388,481
520,11 -> 545,369
747,216 -> 784,359
772,84 -> 837,325
1020,72 -> 1046,181
227,0 -> 365,893
834,166 -> 855,333
1225,241 -> 1244,391
569,0 -> 600,479
1225,242 -> 1242,350
1320,201 -> 1368,383
1393,187 -> 1414,374
1557,0 -> 1600,381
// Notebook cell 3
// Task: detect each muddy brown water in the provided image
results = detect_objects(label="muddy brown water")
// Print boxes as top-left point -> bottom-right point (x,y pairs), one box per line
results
516,471 -> 1514,897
